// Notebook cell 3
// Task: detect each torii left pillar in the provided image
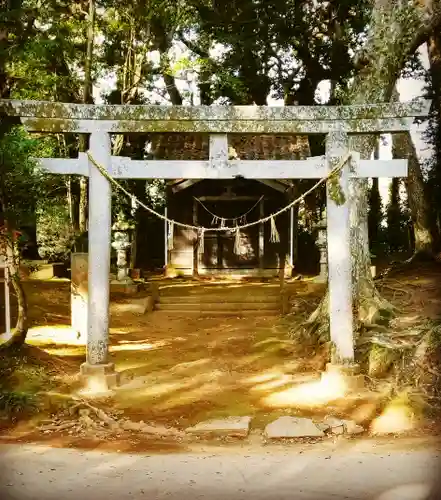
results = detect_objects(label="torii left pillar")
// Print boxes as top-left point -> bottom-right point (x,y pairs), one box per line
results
79,131 -> 119,390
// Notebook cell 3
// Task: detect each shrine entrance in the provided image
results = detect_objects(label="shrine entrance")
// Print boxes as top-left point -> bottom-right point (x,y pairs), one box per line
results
0,98 -> 430,389
197,197 -> 261,272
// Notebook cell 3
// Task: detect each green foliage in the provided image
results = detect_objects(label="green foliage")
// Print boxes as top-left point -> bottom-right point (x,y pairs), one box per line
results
185,0 -> 370,105
327,175 -> 346,205
386,178 -> 411,254
0,355 -> 51,420
0,126 -> 46,228
0,390 -> 38,417
36,201 -> 75,263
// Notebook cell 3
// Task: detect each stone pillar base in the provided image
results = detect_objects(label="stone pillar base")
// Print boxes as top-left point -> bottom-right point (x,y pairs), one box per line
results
323,363 -> 365,391
80,362 -> 120,391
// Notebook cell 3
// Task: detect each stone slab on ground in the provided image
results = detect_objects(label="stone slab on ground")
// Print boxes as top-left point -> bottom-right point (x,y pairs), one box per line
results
317,417 -> 365,436
318,417 -> 365,436
264,417 -> 325,439
322,416 -> 346,435
186,417 -> 251,438
342,419 -> 365,435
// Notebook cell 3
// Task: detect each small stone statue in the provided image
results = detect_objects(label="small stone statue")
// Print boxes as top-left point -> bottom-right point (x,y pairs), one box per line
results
111,211 -> 134,283
314,212 -> 328,283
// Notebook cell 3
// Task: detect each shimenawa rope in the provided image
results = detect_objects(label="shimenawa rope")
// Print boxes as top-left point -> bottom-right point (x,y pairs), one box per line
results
86,151 -> 351,234
194,195 -> 264,227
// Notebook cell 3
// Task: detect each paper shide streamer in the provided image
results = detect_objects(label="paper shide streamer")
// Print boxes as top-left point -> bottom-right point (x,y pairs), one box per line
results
198,228 -> 205,253
168,221 -> 174,250
269,216 -> 280,243
234,225 -> 241,255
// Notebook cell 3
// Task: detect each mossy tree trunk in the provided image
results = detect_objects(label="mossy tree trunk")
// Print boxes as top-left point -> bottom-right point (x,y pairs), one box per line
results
428,32 -> 441,245
386,178 -> 403,253
308,0 -> 438,339
368,177 -> 382,256
390,85 -> 433,257
78,0 -> 96,236
367,138 -> 382,257
392,131 -> 433,256
0,228 -> 28,349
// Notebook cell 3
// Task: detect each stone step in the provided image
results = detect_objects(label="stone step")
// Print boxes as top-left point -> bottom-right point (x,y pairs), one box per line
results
159,294 -> 280,304
154,309 -> 280,317
159,286 -> 284,297
156,302 -> 280,312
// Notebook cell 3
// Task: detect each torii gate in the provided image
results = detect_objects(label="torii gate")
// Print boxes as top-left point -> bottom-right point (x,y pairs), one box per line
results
0,99 -> 430,388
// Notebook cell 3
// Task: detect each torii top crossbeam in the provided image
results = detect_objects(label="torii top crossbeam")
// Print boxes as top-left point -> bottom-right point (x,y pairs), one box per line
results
0,99 -> 431,133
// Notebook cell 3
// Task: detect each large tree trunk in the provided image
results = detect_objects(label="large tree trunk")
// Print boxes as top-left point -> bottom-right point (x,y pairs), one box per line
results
368,141 -> 382,257
78,0 -> 96,235
386,178 -> 403,254
0,231 -> 28,349
392,132 -> 433,256
427,32 -> 441,245
368,177 -> 382,254
308,0 -> 436,338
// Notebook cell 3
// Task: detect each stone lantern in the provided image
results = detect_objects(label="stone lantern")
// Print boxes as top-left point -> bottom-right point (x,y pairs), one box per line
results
111,211 -> 134,284
314,211 -> 328,283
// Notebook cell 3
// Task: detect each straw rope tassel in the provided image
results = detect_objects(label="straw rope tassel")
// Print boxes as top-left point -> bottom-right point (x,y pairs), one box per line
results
270,216 -> 280,243
234,225 -> 241,255
168,221 -> 174,250
199,228 -> 205,253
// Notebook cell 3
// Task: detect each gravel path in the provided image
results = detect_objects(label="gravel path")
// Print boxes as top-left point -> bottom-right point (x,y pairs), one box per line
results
1,440 -> 440,499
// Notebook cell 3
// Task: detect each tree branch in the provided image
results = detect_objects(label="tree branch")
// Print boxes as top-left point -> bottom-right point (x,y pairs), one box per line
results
177,33 -> 209,59
355,7 -> 441,71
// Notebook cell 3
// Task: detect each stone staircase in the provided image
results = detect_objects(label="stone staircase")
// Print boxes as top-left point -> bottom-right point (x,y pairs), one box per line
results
155,282 -> 287,317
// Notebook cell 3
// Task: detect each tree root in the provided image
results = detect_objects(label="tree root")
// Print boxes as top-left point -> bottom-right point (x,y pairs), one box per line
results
37,394 -> 185,439
290,285 -> 395,347
376,251 -> 439,280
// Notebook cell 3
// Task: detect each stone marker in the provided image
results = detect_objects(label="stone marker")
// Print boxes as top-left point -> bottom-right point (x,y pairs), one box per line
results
264,416 -> 325,439
71,253 -> 88,342
186,416 -> 251,438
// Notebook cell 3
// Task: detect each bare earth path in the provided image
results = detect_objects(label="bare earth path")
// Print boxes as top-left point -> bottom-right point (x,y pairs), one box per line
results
1,439 -> 440,500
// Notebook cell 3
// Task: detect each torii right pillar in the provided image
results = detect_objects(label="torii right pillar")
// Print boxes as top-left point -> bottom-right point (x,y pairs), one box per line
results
324,131 -> 363,388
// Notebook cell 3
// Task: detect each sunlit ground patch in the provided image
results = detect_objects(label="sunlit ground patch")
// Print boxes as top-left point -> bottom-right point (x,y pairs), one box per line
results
374,483 -> 431,500
371,400 -> 415,435
241,370 -> 281,386
250,374 -> 294,392
109,342 -> 156,352
262,371 -> 347,408
41,346 -> 86,357
26,325 -> 85,346
77,375 -> 114,398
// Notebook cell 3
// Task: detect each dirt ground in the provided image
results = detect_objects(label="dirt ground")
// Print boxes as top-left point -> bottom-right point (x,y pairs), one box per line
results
19,278 -> 330,428
2,260 -> 441,449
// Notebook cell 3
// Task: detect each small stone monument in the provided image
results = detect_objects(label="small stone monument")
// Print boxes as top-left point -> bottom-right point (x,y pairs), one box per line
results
314,212 -> 328,283
71,252 -> 88,342
111,211 -> 138,294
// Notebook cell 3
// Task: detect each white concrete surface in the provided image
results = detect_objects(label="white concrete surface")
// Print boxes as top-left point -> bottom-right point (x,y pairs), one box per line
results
0,441 -> 440,500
